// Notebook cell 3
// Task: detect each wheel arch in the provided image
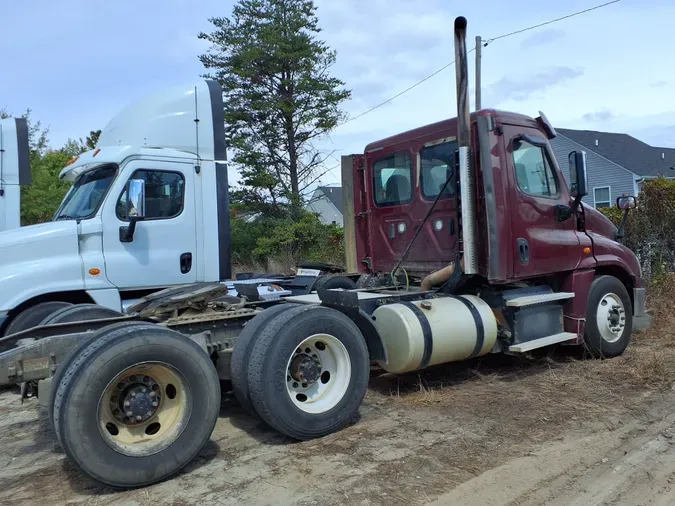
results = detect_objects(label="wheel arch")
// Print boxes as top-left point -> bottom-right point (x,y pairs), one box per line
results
593,265 -> 635,311
3,291 -> 95,334
322,305 -> 388,364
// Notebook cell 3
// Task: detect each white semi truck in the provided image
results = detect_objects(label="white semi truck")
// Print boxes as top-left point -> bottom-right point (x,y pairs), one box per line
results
0,81 -> 327,337
0,117 -> 31,232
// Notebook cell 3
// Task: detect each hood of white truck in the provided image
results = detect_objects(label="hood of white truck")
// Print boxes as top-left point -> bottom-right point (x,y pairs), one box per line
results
0,221 -> 85,311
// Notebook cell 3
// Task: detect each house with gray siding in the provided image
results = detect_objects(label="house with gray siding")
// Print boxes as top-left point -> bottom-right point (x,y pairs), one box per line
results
306,186 -> 343,226
550,129 -> 675,209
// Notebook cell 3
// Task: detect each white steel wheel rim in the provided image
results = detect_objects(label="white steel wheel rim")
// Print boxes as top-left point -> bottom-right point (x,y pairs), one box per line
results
285,333 -> 351,414
596,293 -> 627,343
97,362 -> 191,457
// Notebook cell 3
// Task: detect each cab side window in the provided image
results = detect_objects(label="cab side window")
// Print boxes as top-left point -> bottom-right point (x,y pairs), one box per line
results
420,140 -> 458,200
117,170 -> 185,221
373,152 -> 412,206
512,140 -> 558,198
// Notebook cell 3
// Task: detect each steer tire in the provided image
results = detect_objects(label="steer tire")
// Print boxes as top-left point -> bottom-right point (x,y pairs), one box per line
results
247,305 -> 369,440
3,301 -> 73,337
39,303 -> 123,326
52,322 -> 220,489
313,275 -> 357,291
230,303 -> 302,414
48,321 -> 154,436
584,275 -> 633,359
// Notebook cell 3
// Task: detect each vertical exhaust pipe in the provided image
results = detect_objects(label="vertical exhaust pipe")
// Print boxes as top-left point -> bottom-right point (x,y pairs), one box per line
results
454,16 -> 471,148
454,16 -> 478,275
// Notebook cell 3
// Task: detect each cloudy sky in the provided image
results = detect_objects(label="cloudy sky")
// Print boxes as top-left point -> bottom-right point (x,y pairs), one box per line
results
2,0 -> 674,186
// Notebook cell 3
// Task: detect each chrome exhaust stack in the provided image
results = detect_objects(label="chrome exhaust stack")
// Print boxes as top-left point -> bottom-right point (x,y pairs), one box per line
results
454,16 -> 478,275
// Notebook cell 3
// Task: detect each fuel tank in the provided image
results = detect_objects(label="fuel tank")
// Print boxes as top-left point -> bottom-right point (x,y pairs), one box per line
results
372,295 -> 498,373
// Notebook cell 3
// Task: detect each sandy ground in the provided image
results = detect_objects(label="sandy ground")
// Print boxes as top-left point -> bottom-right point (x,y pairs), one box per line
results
1,329 -> 675,506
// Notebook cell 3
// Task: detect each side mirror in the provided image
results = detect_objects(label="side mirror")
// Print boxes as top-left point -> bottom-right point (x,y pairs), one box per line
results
120,179 -> 146,243
568,151 -> 588,198
126,179 -> 146,219
615,196 -> 636,243
617,195 -> 636,210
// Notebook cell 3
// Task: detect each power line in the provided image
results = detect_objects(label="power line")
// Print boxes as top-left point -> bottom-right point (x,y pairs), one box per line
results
340,0 -> 621,126
485,0 -> 621,45
339,49 -> 476,127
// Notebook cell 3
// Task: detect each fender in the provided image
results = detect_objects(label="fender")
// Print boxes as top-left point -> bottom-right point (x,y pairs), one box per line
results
315,289 -> 388,363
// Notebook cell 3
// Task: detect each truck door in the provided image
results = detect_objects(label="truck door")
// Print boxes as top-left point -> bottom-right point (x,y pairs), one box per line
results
502,125 -> 583,279
101,160 -> 197,289
365,142 -> 458,276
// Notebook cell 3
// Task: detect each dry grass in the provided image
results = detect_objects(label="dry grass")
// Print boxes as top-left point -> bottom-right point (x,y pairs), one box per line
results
232,255 -> 297,276
372,275 -> 675,431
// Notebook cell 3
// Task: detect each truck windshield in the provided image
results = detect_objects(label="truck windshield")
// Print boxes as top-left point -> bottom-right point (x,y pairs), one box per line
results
53,165 -> 117,221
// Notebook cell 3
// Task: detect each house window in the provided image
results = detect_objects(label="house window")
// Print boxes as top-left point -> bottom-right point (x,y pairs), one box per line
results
593,186 -> 611,209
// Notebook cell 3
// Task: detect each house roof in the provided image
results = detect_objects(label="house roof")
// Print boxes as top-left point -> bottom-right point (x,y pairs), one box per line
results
317,186 -> 343,213
556,128 -> 675,178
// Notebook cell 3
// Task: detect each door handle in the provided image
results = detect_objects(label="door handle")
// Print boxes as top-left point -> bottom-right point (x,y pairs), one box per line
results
180,253 -> 192,274
517,238 -> 529,265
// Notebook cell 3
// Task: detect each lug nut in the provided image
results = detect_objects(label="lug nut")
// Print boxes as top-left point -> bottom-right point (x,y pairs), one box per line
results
124,401 -> 130,407
141,388 -> 147,394
152,402 -> 158,407
131,392 -> 136,397
149,391 -> 156,397
126,411 -> 133,417
136,415 -> 142,421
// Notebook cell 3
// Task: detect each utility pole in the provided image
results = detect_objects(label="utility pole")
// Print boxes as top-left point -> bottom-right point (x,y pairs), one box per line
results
475,35 -> 482,110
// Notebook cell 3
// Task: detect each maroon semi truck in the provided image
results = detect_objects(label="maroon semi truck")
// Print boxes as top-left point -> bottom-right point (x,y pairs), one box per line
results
342,110 -> 646,350
0,15 -> 647,489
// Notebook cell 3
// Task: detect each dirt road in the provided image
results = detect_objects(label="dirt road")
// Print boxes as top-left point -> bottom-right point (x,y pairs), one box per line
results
2,331 -> 675,506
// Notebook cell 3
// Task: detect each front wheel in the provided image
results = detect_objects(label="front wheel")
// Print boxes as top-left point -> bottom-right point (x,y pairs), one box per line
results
247,306 -> 370,440
52,323 -> 220,488
584,275 -> 633,358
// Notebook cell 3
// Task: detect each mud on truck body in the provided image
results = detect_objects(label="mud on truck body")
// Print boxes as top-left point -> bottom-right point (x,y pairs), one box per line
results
0,16 -> 648,488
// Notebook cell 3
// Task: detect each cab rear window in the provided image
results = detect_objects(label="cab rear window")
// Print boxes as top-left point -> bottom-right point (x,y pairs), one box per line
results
373,152 -> 412,206
420,140 -> 458,200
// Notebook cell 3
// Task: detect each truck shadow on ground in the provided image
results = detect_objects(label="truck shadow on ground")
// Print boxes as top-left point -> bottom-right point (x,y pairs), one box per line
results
58,439 -> 222,497
220,392 -> 364,445
367,344 -> 588,398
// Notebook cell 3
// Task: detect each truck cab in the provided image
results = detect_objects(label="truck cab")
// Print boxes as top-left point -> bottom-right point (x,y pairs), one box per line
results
344,108 -> 647,342
0,81 -> 232,335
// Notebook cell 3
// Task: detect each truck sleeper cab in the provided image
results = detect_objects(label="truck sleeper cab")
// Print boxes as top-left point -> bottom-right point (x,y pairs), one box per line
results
0,81 -> 233,337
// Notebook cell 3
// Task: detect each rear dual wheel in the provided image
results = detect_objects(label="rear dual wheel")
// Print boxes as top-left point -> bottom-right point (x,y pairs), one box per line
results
52,323 -> 220,488
231,305 -> 370,440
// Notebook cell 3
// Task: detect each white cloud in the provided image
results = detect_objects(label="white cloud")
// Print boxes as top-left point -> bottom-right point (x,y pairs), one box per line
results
3,0 -> 675,188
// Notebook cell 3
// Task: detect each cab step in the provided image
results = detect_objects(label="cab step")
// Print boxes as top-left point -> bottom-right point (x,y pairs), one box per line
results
508,332 -> 578,353
505,292 -> 575,308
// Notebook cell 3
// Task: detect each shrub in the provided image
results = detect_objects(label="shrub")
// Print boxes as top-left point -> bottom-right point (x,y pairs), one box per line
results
600,176 -> 675,279
230,210 -> 344,272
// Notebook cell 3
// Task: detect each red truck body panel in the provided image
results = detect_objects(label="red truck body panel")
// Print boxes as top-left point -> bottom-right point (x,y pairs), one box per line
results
352,109 -> 642,302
